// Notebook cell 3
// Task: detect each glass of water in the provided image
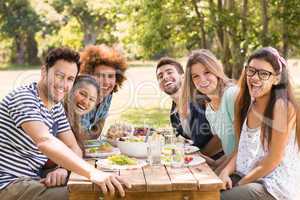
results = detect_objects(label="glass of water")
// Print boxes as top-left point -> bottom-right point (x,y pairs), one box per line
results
171,136 -> 185,168
147,132 -> 162,166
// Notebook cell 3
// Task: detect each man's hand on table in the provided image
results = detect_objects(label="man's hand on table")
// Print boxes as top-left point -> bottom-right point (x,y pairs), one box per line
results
90,169 -> 132,197
40,168 -> 69,187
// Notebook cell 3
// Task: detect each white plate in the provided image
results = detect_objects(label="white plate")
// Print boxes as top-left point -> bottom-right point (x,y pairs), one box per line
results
184,145 -> 200,154
84,139 -> 106,148
185,156 -> 205,167
97,158 -> 148,170
161,155 -> 205,167
85,148 -> 120,158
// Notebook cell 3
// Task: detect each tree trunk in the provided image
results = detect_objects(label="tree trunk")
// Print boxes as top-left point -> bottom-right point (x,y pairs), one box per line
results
207,0 -> 233,78
192,0 -> 207,48
15,35 -> 26,65
26,33 -> 40,65
260,0 -> 269,46
282,1 -> 289,58
83,31 -> 98,46
83,17 -> 107,46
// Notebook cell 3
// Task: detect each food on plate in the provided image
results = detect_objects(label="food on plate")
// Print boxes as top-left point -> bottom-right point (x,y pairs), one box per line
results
133,127 -> 149,136
86,142 -> 113,153
184,156 -> 194,164
107,123 -> 133,140
84,139 -> 102,147
107,155 -> 137,165
118,136 -> 144,143
184,145 -> 200,154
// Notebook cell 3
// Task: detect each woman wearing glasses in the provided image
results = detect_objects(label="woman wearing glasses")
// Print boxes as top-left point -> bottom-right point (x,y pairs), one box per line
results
179,49 -> 238,173
220,47 -> 300,200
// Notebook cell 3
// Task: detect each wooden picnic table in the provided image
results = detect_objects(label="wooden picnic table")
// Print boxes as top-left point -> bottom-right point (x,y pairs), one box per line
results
68,156 -> 224,200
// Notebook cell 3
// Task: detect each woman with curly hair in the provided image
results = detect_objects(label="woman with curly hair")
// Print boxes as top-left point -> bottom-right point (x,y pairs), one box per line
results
79,44 -> 128,140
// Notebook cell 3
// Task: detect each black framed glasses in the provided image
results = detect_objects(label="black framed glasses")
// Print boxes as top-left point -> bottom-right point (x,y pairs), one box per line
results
245,66 -> 275,80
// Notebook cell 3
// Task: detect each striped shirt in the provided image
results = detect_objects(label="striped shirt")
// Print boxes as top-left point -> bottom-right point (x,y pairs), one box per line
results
0,82 -> 70,190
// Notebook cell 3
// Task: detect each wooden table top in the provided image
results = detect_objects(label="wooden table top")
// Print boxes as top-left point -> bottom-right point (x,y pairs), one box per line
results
68,156 -> 224,194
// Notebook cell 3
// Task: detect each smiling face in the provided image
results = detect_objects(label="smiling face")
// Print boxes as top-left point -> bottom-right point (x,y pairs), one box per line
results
246,58 -> 279,99
93,65 -> 116,100
41,60 -> 78,104
156,64 -> 182,95
71,83 -> 98,115
191,63 -> 219,95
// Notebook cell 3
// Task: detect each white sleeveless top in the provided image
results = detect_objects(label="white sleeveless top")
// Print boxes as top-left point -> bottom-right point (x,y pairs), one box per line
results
236,120 -> 300,200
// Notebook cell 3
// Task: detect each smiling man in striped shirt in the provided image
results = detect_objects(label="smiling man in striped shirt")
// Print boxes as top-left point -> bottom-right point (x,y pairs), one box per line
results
0,47 -> 130,200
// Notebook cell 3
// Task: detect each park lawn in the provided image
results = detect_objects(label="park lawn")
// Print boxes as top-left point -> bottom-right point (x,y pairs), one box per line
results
120,85 -> 300,127
0,60 -> 157,70
120,107 -> 171,128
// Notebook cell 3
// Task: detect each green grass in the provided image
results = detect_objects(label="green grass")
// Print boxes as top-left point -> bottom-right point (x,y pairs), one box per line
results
120,107 -> 170,128
119,86 -> 300,128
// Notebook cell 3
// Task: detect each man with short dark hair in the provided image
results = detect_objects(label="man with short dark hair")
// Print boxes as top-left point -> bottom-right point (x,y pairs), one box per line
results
156,57 -> 221,158
0,47 -> 130,200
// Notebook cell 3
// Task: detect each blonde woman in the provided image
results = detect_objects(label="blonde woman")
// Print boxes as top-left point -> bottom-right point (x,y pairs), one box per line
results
179,49 -> 238,173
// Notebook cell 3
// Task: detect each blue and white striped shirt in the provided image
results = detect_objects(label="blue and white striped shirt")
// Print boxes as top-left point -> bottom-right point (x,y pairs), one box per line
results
0,82 -> 70,190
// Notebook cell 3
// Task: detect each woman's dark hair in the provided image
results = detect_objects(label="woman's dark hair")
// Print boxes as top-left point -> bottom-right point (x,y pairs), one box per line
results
70,75 -> 100,99
235,47 -> 300,149
44,47 -> 81,73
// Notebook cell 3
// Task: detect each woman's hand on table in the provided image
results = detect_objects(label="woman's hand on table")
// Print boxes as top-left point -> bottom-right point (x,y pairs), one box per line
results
89,169 -> 132,197
219,170 -> 232,190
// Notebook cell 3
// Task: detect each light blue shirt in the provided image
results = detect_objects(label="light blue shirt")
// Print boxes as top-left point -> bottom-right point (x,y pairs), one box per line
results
80,94 -> 112,133
205,86 -> 238,155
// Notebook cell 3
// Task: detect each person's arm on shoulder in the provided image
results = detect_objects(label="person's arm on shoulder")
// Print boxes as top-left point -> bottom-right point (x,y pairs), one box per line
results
22,121 -> 131,196
238,100 -> 295,186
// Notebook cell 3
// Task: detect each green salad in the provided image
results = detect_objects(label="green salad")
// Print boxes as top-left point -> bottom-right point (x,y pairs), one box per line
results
107,155 -> 137,165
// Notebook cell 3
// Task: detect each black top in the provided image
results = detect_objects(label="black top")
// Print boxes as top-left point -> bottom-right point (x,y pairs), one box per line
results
170,101 -> 213,149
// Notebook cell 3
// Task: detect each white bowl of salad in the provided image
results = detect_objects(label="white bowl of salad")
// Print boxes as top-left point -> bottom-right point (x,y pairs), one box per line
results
116,136 -> 148,158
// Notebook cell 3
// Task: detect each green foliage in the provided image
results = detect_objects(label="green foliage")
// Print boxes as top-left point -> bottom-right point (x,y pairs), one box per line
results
36,17 -> 83,54
0,0 -> 300,68
120,107 -> 170,128
0,0 -> 42,64
0,0 -> 41,37
49,0 -> 119,46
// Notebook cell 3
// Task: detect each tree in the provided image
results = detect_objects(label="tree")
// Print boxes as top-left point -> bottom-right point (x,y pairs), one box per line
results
50,0 -> 119,46
0,0 -> 41,64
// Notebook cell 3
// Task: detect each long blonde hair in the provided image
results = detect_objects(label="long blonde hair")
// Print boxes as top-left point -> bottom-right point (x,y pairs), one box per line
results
179,49 -> 233,118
